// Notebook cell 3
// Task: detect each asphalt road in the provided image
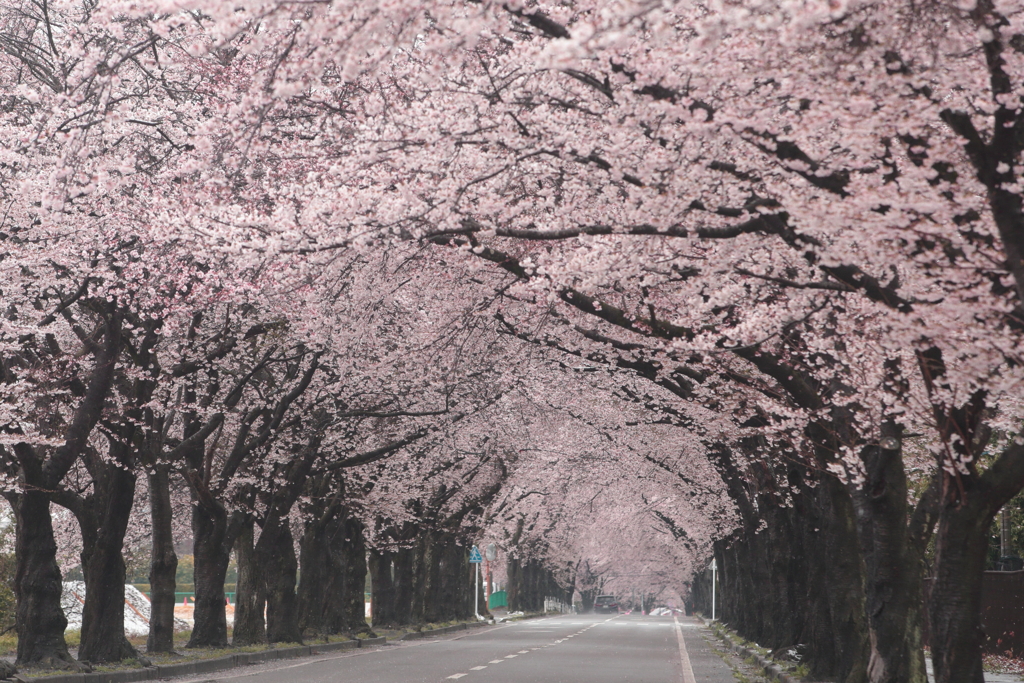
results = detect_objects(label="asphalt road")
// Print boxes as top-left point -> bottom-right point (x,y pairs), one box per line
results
176,614 -> 746,683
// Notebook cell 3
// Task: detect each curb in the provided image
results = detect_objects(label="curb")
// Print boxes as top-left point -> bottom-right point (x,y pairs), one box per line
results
697,618 -> 797,683
12,637 -> 384,683
494,611 -> 547,623
398,621 -> 489,640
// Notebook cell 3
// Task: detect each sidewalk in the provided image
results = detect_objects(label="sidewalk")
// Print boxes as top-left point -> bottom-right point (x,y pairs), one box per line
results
925,657 -> 1023,683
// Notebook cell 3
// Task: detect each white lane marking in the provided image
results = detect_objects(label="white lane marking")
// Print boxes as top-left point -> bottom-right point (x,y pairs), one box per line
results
518,650 -> 530,653
673,615 -> 697,683
489,660 -> 504,664
470,666 -> 487,670
447,675 -> 467,680
505,654 -> 518,658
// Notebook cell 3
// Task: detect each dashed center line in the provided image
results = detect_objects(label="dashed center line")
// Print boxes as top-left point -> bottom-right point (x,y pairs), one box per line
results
447,619 -> 609,680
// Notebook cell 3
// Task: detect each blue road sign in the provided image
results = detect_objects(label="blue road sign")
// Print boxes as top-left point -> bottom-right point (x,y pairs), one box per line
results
469,545 -> 483,563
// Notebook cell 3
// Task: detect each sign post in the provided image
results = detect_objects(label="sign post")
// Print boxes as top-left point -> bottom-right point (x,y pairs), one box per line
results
710,558 -> 717,621
470,545 -> 483,619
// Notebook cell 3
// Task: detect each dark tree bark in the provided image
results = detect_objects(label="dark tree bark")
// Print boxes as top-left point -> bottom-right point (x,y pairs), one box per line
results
368,549 -> 395,628
181,350 -> 320,647
260,520 -> 302,644
579,588 -> 596,613
335,515 -> 370,634
854,436 -> 938,683
232,518 -> 266,646
506,556 -> 522,611
816,473 -> 869,683
5,312 -> 122,667
928,439 -> 1024,683
187,501 -> 241,648
147,466 -> 178,653
7,488 -> 73,668
255,434 -> 325,644
409,535 -> 429,624
76,457 -> 138,663
929,498 -> 994,683
391,547 -> 415,626
297,513 -> 331,638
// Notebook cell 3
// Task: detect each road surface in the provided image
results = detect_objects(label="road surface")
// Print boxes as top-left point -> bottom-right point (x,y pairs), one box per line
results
175,614 -> 755,683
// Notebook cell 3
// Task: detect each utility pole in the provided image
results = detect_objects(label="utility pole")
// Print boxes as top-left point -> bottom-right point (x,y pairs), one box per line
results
470,545 -> 483,619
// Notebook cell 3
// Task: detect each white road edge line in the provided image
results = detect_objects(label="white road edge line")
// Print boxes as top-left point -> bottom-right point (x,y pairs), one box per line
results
673,615 -> 697,683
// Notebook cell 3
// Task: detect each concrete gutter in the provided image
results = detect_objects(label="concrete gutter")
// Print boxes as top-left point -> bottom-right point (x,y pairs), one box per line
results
12,637 -> 386,683
698,617 -> 797,683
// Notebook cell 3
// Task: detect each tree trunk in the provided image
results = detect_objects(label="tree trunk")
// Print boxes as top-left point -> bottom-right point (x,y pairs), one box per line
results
855,443 -> 931,683
261,521 -> 302,644
506,557 -> 522,611
335,516 -> 369,634
9,490 -> 74,667
368,549 -> 395,628
232,519 -> 266,646
391,547 -> 415,626
78,464 -> 138,663
580,588 -> 596,613
297,514 -> 330,638
187,503 -> 234,648
928,496 -> 995,683
434,540 -> 462,622
798,419 -> 872,683
410,534 -> 430,623
147,466 -> 178,653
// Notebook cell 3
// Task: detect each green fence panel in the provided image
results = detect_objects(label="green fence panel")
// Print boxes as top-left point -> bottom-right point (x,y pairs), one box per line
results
489,590 -> 507,609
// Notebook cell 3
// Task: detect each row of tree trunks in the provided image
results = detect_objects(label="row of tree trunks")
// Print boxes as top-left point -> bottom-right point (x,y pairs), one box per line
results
297,512 -> 370,638
506,558 -> 555,613
694,413 -> 951,683
370,530 -> 489,628
693,456 -> 872,683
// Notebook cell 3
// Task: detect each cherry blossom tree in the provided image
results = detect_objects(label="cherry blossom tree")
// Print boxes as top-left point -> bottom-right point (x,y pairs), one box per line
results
9,2 -> 1024,682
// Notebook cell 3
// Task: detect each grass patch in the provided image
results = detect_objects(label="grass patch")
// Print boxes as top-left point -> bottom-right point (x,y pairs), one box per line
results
0,632 -> 15,656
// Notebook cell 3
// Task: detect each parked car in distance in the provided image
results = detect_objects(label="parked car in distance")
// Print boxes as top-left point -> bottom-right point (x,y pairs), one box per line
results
594,595 -> 619,614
